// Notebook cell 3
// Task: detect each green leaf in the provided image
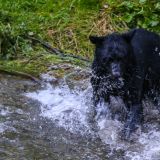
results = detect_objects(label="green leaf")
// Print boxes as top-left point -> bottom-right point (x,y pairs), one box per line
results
155,2 -> 160,10
123,13 -> 134,23
139,0 -> 146,4
150,21 -> 159,27
119,1 -> 133,8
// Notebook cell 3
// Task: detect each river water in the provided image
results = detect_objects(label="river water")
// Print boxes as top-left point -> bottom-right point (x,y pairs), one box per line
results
0,67 -> 160,160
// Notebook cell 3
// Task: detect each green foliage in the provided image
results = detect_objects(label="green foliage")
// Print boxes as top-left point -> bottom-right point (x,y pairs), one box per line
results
0,24 -> 17,59
0,0 -> 160,75
105,0 -> 160,32
0,23 -> 34,59
0,0 -> 100,60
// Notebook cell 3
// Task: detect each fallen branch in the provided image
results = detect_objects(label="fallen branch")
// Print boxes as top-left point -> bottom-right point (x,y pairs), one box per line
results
25,36 -> 91,63
0,69 -> 41,84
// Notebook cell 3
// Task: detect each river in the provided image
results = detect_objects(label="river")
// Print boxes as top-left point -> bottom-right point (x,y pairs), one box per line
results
0,66 -> 160,160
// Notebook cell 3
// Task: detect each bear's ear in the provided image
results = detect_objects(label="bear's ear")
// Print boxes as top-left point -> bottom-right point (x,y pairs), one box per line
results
121,29 -> 136,43
89,36 -> 104,44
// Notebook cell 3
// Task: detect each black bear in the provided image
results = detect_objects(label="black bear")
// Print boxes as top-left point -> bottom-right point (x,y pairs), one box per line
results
89,28 -> 160,139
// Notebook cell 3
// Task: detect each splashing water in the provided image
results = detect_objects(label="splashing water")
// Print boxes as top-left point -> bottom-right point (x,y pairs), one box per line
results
25,74 -> 160,160
26,76 -> 94,136
126,129 -> 160,160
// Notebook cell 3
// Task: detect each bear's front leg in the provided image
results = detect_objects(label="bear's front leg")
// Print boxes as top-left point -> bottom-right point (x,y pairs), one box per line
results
123,65 -> 145,139
123,103 -> 143,139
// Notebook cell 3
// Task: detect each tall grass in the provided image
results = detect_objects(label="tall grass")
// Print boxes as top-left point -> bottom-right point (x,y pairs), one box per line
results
0,0 -> 159,60
0,0 -> 102,59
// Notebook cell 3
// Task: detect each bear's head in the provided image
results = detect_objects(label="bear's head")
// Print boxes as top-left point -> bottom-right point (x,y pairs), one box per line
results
89,32 -> 134,79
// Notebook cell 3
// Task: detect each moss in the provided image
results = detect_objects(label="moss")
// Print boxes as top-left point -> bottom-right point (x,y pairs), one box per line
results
0,53 -> 61,76
0,49 -> 90,77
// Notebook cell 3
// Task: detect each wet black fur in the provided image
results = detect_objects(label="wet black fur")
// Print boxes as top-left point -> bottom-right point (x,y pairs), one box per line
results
90,28 -> 160,139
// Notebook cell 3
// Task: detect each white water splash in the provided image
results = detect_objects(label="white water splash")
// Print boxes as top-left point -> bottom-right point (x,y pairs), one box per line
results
25,74 -> 160,159
26,80 -> 93,135
97,101 -> 160,160
0,108 -> 11,116
125,129 -> 160,160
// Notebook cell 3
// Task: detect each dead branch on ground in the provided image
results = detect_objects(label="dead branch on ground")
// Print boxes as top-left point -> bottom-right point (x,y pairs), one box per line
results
26,36 -> 91,63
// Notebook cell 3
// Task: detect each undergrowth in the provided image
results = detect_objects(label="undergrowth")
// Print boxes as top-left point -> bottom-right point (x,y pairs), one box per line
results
0,0 -> 160,75
105,0 -> 160,32
0,0 -> 101,60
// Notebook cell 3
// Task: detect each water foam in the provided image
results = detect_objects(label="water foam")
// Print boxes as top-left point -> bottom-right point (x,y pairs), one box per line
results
26,80 -> 93,136
126,128 -> 160,160
25,75 -> 160,159
97,101 -> 160,160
